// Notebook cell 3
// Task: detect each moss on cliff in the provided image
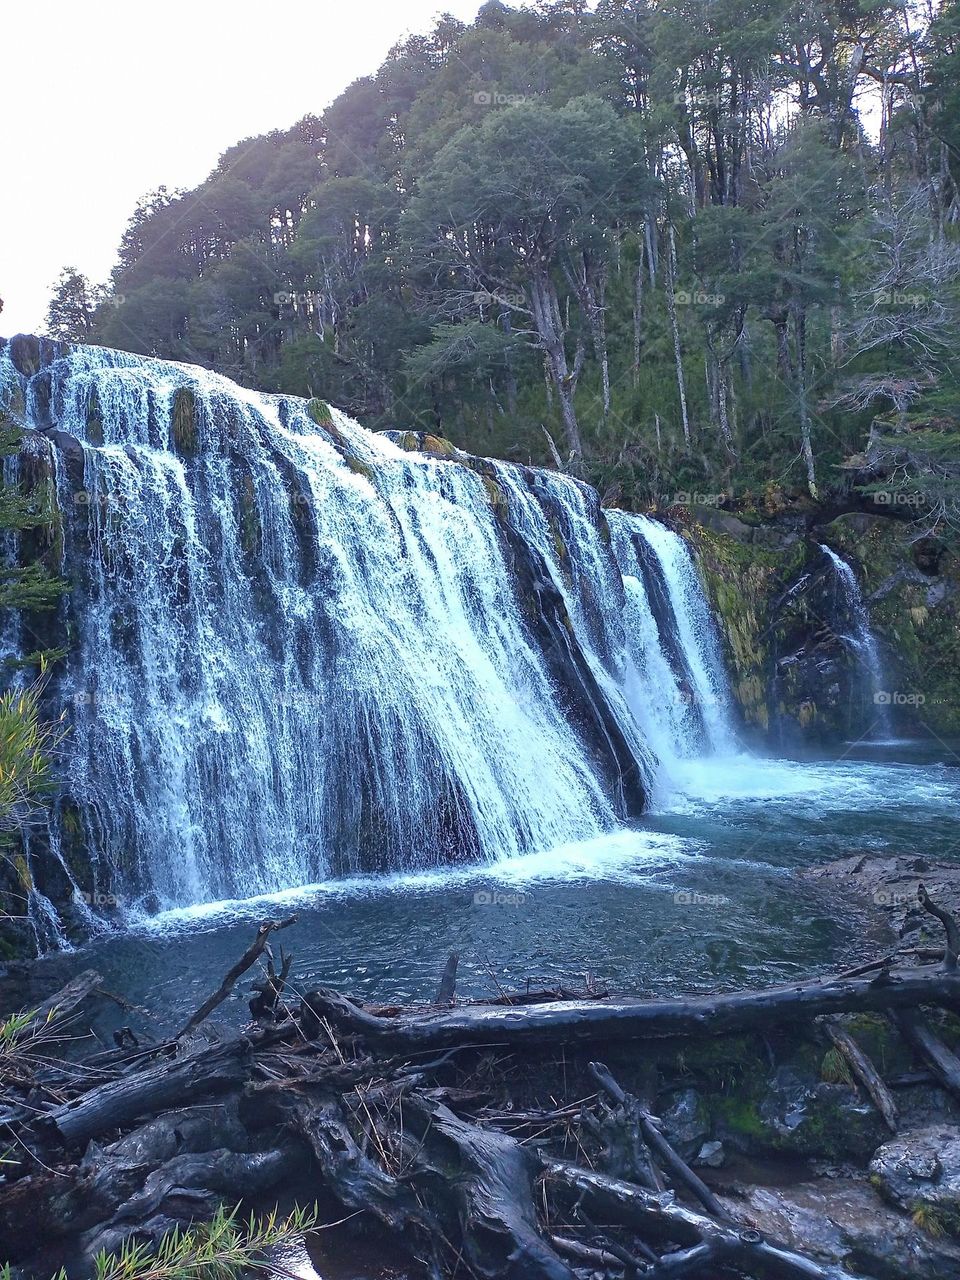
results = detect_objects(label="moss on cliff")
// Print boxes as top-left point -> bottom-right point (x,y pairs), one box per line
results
682,516 -> 806,732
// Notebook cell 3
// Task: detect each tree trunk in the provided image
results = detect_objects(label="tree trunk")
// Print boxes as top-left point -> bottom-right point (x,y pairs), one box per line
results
529,267 -> 584,465
664,228 -> 691,449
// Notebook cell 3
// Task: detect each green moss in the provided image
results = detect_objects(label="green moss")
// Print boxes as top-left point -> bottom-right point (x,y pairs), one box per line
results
171,387 -> 198,455
306,398 -> 334,428
712,1095 -> 768,1140
345,455 -> 374,481
683,524 -> 795,730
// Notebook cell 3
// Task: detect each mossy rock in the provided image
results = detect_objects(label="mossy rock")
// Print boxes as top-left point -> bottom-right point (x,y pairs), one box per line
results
238,472 -> 262,556
170,387 -> 198,456
345,455 -> 374,481
86,386 -> 104,446
420,433 -> 457,457
306,398 -> 334,429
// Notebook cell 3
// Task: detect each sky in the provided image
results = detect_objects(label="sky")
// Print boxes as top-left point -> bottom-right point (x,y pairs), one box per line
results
0,0 -> 486,336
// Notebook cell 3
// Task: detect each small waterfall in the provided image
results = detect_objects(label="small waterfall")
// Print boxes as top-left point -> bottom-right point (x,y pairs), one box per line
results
0,336 -> 738,919
819,545 -> 892,737
608,512 -> 736,784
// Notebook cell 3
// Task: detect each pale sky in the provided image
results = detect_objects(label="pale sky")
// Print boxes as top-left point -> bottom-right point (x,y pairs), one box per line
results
0,0 -> 485,336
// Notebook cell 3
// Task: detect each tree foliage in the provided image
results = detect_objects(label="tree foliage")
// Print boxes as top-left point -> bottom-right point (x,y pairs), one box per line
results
45,0 -> 960,519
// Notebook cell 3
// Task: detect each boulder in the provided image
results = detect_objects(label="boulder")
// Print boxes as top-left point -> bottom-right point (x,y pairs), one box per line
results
870,1127 -> 960,1235
722,1179 -> 960,1280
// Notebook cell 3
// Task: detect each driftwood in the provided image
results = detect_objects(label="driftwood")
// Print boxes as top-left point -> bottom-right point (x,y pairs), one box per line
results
919,882 -> 959,970
40,1037 -> 252,1147
6,885 -> 960,1280
302,965 -> 960,1051
588,1061 -> 730,1221
823,1017 -> 899,1132
894,1009 -> 960,1102
176,914 -> 297,1037
541,1159 -> 860,1280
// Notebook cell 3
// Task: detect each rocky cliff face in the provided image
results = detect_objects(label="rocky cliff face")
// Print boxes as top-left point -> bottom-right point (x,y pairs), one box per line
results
684,506 -> 959,745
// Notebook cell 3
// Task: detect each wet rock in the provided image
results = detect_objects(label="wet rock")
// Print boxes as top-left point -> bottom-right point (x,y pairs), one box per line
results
801,855 -> 960,952
717,1067 -> 888,1161
695,1139 -> 725,1167
870,1127 -> 960,1233
7,333 -> 70,378
660,1087 -> 709,1159
721,1179 -> 960,1280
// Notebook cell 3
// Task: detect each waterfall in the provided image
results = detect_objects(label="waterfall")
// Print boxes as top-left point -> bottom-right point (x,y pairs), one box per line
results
608,512 -> 736,785
0,336 -> 736,918
819,545 -> 892,737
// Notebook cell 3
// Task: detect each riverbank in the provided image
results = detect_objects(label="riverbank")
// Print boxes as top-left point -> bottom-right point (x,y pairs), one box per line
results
5,864 -> 960,1280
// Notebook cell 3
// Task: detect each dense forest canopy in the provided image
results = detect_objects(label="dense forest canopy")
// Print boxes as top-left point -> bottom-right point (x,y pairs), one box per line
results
45,0 -> 960,524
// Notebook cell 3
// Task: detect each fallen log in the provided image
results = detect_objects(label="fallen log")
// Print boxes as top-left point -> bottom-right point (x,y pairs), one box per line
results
39,1037 -> 253,1148
302,965 -> 960,1051
176,915 -> 298,1038
541,1158 -> 864,1280
894,1009 -> 960,1102
823,1017 -> 898,1133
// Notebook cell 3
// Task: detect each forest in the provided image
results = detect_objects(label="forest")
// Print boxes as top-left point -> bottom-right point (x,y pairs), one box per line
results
44,0 -> 960,525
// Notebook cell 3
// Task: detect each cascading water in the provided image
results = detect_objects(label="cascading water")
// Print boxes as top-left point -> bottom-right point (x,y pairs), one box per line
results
819,544 -> 893,738
0,336 -> 737,924
608,513 -> 736,775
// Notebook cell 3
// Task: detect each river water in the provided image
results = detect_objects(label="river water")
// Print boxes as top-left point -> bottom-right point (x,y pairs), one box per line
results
18,737 -> 956,1040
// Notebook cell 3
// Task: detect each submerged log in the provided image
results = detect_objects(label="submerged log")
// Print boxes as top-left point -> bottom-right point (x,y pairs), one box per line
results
303,965 -> 960,1051
24,969 -> 104,1034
